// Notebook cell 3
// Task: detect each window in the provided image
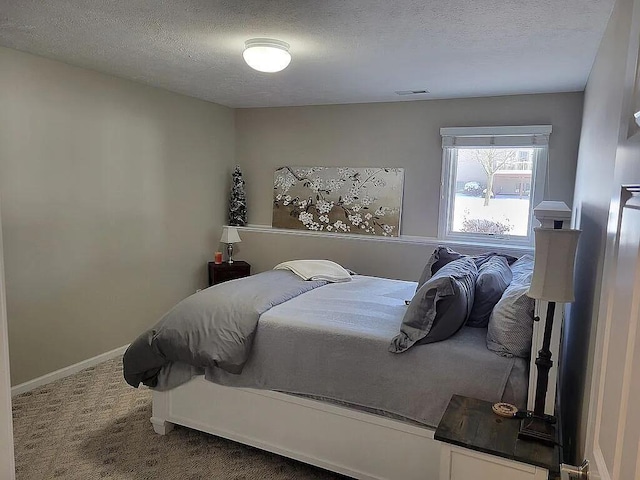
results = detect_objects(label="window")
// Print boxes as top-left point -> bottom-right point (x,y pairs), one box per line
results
438,125 -> 551,245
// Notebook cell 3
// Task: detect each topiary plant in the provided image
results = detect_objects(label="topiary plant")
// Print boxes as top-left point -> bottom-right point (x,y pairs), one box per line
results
228,165 -> 247,226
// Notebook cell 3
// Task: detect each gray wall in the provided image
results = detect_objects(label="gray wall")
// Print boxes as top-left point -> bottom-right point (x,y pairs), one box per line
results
0,47 -> 235,385
234,93 -> 583,275
561,0 -> 638,464
234,228 -> 532,283
0,47 -> 587,388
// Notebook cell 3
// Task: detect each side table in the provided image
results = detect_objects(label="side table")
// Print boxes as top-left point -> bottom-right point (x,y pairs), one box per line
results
435,395 -> 559,480
208,261 -> 251,286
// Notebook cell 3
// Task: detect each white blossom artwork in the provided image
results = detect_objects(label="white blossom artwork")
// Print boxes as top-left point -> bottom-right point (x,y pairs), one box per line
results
272,166 -> 404,237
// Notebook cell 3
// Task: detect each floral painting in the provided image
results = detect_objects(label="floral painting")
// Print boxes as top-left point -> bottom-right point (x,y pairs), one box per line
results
272,166 -> 404,237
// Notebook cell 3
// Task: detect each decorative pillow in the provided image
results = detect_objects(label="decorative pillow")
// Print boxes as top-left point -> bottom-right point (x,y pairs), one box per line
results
486,268 -> 535,358
390,257 -> 478,353
467,255 -> 512,328
273,260 -> 352,283
417,247 -> 518,290
473,251 -> 519,268
510,254 -> 535,284
416,246 -> 465,289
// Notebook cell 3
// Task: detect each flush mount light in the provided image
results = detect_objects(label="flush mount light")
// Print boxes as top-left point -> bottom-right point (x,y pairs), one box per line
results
243,38 -> 291,73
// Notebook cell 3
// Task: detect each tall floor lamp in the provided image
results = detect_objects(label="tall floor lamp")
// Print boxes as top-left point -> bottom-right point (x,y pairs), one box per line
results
519,202 -> 580,445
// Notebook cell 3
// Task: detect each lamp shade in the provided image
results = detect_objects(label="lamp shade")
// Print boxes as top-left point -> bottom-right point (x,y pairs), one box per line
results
220,226 -> 242,244
527,227 -> 581,302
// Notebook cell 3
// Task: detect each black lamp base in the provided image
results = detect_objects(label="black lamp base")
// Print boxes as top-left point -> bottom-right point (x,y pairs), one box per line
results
520,298 -> 557,447
518,415 -> 556,446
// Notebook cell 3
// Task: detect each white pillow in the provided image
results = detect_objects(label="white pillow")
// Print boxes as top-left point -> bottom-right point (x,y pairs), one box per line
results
273,260 -> 352,283
486,268 -> 534,358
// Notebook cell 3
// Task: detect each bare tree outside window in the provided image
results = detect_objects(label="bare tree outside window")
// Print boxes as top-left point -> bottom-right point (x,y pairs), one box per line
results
440,126 -> 549,243
473,148 -> 517,206
449,147 -> 535,237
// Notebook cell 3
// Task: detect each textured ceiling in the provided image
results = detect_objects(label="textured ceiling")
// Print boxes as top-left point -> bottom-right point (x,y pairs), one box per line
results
0,0 -> 615,108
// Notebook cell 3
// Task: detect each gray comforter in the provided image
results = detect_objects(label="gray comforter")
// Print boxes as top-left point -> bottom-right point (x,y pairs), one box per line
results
205,275 -> 527,427
158,275 -> 527,427
123,270 -> 327,388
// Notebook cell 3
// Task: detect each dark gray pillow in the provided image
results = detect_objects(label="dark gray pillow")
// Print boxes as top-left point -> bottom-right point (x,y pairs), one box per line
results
417,247 -> 518,290
467,256 -> 512,328
416,246 -> 465,289
473,252 -> 519,268
390,257 -> 477,353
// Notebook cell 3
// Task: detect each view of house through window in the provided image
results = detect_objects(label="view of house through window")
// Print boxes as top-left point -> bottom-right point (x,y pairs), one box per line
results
451,147 -> 535,237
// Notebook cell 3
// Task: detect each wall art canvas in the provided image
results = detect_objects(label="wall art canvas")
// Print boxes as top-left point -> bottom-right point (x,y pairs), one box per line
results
272,166 -> 404,236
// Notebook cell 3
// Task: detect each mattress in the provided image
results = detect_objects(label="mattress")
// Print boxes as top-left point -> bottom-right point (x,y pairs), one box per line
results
205,275 -> 528,428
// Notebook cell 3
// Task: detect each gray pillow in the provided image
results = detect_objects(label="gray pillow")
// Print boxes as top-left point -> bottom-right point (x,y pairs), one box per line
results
417,247 -> 518,290
390,257 -> 477,353
467,256 -> 512,328
416,246 -> 465,289
510,254 -> 534,284
486,269 -> 534,358
473,251 -> 519,268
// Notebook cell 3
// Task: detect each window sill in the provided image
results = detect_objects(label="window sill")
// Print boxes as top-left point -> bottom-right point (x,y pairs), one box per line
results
234,224 -> 534,255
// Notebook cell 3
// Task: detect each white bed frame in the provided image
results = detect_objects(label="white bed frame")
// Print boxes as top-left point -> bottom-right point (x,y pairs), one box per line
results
150,299 -> 561,480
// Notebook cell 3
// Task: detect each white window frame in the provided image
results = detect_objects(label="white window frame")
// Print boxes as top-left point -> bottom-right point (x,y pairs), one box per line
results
438,125 -> 551,246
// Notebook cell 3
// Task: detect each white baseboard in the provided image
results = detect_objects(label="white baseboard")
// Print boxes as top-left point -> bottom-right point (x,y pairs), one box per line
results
11,344 -> 129,397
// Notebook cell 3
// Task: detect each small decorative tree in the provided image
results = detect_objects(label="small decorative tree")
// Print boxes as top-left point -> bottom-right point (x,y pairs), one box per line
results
228,165 -> 247,226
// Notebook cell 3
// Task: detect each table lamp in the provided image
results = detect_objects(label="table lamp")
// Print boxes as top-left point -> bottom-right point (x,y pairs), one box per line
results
220,226 -> 242,264
519,208 -> 580,445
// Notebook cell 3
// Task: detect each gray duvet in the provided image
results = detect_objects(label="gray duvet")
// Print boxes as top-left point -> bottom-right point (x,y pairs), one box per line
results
123,270 -> 327,388
169,275 -> 527,427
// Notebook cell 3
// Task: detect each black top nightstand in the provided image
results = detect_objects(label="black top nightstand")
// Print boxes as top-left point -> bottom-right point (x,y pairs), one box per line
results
208,261 -> 251,286
435,395 -> 559,479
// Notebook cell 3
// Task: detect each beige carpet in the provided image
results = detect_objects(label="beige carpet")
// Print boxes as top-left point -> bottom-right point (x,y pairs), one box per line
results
12,358 -> 344,479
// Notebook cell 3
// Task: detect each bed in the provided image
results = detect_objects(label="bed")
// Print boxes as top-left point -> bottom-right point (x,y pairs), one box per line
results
124,256 -> 560,480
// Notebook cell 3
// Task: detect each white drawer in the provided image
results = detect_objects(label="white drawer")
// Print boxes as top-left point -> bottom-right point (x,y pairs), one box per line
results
441,444 -> 548,480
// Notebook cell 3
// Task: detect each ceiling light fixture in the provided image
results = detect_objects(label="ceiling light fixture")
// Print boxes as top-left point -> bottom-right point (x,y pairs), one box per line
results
243,38 -> 291,73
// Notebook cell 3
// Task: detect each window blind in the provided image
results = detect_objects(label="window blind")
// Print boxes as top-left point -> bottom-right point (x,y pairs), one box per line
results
440,125 -> 552,148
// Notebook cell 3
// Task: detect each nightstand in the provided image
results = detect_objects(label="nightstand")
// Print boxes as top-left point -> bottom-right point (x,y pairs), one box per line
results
435,395 -> 559,480
208,261 -> 251,286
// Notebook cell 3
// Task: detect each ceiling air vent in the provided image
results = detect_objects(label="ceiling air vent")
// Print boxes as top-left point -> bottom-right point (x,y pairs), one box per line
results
395,89 -> 430,96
